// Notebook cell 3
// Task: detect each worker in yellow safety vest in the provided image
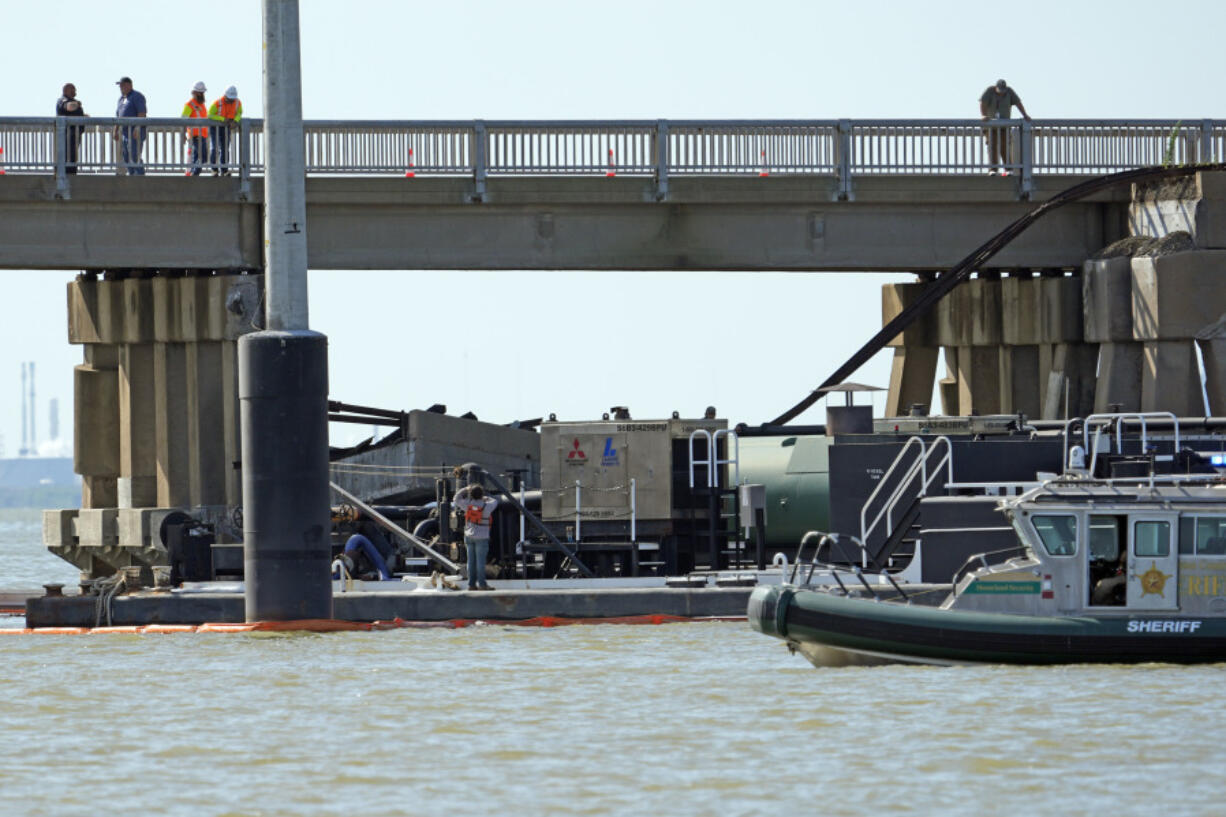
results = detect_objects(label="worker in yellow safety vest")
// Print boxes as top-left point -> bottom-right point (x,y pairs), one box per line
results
208,86 -> 243,176
181,82 -> 209,176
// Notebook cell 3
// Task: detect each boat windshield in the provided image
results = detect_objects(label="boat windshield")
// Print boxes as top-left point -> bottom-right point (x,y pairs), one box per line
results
1032,514 -> 1077,556
1182,516 -> 1226,555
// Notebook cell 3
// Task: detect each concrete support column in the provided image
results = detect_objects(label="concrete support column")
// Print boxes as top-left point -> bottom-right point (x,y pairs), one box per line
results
1094,343 -> 1144,413
956,345 -> 1002,415
154,341 -> 191,508
117,276 -> 158,507
881,280 -> 938,417
222,339 -> 243,507
117,343 -> 158,507
1131,251 -> 1225,417
885,346 -> 938,417
74,344 -> 119,509
1041,343 -> 1100,420
1141,341 -> 1205,416
187,340 -> 227,506
1083,256 -> 1141,413
939,347 -> 960,415
998,345 -> 1040,418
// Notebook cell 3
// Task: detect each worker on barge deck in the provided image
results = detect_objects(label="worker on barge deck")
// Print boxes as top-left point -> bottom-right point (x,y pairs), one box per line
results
334,513 -> 396,581
454,484 -> 497,591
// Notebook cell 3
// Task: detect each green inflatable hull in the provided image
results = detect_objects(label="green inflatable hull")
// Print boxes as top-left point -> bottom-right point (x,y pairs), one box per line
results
749,585 -> 1226,666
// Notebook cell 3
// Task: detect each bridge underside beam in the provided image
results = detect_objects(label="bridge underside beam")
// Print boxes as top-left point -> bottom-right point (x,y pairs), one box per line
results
0,175 -> 1126,272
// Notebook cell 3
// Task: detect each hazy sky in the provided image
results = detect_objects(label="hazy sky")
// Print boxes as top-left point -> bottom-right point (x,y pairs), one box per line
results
2,0 -> 1224,454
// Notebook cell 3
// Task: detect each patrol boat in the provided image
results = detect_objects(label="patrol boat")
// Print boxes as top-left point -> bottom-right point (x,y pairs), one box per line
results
749,413 -> 1226,666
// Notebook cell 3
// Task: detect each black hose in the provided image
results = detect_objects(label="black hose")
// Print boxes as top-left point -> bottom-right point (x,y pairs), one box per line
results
770,164 -> 1226,426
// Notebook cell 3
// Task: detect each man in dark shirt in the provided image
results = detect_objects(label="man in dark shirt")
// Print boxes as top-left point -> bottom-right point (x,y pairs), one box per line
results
55,83 -> 86,175
978,79 -> 1031,175
114,76 -> 148,175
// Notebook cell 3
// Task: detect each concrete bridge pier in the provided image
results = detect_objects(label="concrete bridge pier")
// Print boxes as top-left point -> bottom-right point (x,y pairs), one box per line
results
1130,249 -> 1226,415
884,270 -> 1097,419
44,272 -> 263,581
1100,172 -> 1226,415
884,172 -> 1226,421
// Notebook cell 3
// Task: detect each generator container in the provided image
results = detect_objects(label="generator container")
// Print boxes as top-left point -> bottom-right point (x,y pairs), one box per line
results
539,416 -> 731,572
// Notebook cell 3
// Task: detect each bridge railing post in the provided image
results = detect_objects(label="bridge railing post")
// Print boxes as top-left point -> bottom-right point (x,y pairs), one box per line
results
472,119 -> 487,202
54,117 -> 69,199
1018,119 -> 1034,199
1201,118 -> 1215,164
655,119 -> 669,201
835,119 -> 853,201
238,118 -> 251,200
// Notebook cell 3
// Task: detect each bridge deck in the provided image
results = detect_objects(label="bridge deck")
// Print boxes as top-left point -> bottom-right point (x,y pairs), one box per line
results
0,174 -> 1126,271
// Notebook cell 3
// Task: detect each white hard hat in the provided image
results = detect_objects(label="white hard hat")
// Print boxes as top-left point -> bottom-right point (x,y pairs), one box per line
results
192,81 -> 207,93
224,85 -> 238,100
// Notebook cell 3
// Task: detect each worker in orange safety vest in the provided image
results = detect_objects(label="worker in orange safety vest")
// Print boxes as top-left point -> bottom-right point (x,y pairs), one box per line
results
208,85 -> 243,176
181,81 -> 209,176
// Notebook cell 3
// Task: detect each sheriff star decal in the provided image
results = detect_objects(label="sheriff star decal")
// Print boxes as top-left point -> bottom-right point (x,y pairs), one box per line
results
1137,561 -> 1172,598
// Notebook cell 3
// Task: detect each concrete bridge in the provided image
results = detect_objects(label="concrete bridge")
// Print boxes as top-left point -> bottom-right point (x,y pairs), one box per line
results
14,116 -> 1226,587
2,117 -> 1221,272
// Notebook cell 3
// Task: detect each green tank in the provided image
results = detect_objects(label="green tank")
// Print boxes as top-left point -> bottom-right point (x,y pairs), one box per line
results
736,434 -> 831,551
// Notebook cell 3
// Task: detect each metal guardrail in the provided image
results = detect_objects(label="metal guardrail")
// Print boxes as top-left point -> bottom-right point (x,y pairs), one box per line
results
1,117 -> 1221,200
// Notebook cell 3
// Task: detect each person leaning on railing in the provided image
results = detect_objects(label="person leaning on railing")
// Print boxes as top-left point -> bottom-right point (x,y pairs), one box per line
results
207,86 -> 243,176
182,82 -> 210,177
113,76 -> 147,175
979,78 -> 1031,176
55,83 -> 87,175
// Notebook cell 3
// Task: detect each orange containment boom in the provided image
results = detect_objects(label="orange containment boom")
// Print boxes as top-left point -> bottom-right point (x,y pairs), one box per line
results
0,614 -> 745,635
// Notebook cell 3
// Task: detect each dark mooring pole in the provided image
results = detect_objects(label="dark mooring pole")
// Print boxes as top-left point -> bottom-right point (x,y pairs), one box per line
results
241,0 -> 332,621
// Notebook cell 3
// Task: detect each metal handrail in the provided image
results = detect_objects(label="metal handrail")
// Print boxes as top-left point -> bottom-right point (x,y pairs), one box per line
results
688,429 -> 714,489
3,117 -> 1222,201
860,436 -> 926,549
790,530 -> 910,601
1082,412 -> 1181,476
712,429 -> 740,488
924,436 -> 954,496
861,435 -> 953,566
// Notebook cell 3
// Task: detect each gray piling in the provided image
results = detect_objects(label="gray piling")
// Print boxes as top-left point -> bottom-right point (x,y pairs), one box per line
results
241,0 -> 332,620
239,331 -> 332,620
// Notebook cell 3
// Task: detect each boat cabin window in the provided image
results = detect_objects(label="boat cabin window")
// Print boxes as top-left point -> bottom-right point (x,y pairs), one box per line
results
1181,516 -> 1226,555
1134,520 -> 1170,558
1089,515 -> 1127,606
1032,514 -> 1077,556
1088,516 -> 1121,561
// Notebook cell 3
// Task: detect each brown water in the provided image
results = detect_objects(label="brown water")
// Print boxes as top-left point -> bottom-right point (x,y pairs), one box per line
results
3,512 -> 1225,816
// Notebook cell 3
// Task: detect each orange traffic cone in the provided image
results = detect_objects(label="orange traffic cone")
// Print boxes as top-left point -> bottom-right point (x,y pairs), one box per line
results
405,147 -> 416,178
606,148 -> 615,178
759,149 -> 769,178
0,146 -> 6,175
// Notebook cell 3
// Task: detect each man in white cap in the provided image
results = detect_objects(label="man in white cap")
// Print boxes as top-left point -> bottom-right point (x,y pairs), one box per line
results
207,85 -> 243,176
181,82 -> 209,176
979,79 -> 1031,175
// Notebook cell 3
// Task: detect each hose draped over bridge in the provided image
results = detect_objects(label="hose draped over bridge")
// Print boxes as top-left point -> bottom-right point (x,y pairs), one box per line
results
770,162 -> 1226,426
